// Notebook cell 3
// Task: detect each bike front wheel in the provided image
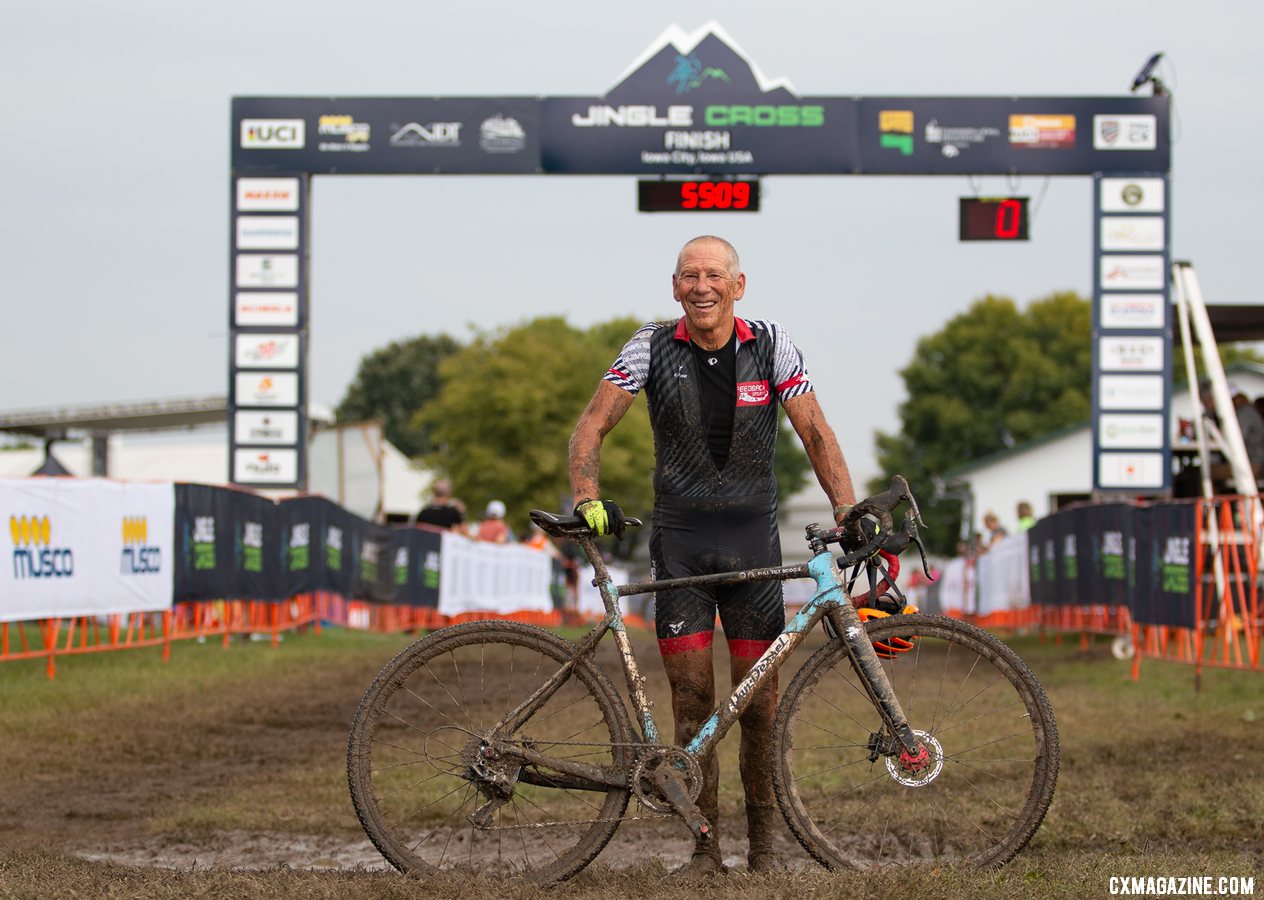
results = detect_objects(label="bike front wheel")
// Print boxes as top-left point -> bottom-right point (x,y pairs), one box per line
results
347,620 -> 634,883
772,614 -> 1058,869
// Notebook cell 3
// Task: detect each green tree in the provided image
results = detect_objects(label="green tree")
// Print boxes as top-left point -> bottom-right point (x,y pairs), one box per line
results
418,317 -> 654,539
336,333 -> 461,458
872,292 -> 1092,553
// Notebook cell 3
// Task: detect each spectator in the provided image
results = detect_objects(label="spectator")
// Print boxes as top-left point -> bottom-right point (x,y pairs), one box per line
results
981,511 -> 1008,551
1201,380 -> 1264,486
1016,501 -> 1036,532
415,478 -> 465,532
476,500 -> 514,543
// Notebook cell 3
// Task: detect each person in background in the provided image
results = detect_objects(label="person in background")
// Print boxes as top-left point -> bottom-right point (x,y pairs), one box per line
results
414,478 -> 466,532
476,500 -> 513,543
981,511 -> 1008,550
1200,380 -> 1264,487
1016,501 -> 1036,532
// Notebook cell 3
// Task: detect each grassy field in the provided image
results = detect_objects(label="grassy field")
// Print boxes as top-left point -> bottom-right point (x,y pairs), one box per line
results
0,623 -> 1260,898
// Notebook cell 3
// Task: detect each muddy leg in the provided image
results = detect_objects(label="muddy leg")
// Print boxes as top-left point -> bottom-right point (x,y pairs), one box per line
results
730,653 -> 783,872
662,646 -> 723,876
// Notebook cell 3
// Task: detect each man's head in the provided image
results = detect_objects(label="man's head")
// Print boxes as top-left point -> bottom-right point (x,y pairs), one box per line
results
672,236 -> 745,343
431,478 -> 452,501
485,500 -> 506,520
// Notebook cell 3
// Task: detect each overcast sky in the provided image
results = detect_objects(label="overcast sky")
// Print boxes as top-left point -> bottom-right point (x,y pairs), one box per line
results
3,1 -> 1260,488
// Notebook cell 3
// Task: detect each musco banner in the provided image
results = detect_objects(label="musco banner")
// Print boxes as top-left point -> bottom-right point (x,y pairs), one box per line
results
1,479 -> 174,623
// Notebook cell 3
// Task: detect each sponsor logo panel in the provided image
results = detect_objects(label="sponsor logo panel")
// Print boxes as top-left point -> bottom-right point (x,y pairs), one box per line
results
923,118 -> 1001,159
1099,336 -> 1165,372
235,292 -> 299,327
236,254 -> 299,289
1008,114 -> 1075,149
1100,216 -> 1165,251
479,115 -> 526,153
1099,374 -> 1165,411
317,113 -> 371,152
1100,255 -> 1166,290
735,380 -> 771,406
240,118 -> 305,149
234,333 -> 300,369
390,121 -> 462,147
1100,293 -> 1166,329
1093,114 -> 1157,150
236,178 -> 300,212
1097,451 -> 1164,488
1100,177 -> 1165,213
1099,413 -> 1165,449
234,372 -> 299,406
878,109 -> 914,156
233,448 -> 299,484
236,216 -> 300,250
234,410 -> 299,445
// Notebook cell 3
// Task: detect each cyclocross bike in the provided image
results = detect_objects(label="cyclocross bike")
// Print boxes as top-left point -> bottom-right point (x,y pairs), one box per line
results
347,476 -> 1059,882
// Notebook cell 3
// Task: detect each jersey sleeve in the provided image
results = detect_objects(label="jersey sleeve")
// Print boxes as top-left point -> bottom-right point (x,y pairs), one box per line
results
768,321 -> 814,403
602,323 -> 657,396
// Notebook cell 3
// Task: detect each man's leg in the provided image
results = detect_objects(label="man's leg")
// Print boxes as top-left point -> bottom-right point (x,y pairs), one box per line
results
660,637 -> 723,875
729,646 -> 783,872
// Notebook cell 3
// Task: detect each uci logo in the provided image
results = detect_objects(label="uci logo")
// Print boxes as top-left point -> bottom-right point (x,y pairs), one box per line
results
10,514 -> 74,579
240,118 -> 306,149
121,516 -> 161,575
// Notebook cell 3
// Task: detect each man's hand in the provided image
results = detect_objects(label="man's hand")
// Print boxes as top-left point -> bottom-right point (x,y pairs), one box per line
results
574,499 -> 626,539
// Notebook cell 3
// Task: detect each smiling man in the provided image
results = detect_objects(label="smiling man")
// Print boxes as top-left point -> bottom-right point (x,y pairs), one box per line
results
568,235 -> 857,876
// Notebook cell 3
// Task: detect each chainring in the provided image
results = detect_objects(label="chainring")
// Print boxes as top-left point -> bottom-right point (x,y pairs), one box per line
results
631,746 -> 703,814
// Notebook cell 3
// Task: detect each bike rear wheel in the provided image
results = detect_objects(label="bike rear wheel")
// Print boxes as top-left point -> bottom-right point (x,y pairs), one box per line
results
772,614 -> 1058,869
347,621 -> 634,883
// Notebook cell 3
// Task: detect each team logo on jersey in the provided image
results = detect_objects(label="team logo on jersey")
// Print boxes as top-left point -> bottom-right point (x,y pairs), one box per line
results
736,380 -> 771,406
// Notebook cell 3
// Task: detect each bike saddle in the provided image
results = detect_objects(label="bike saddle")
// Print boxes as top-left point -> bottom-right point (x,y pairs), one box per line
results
529,509 -> 643,539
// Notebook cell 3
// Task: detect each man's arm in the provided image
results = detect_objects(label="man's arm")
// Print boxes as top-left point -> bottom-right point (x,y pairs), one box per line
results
569,380 -> 636,502
784,393 -> 856,517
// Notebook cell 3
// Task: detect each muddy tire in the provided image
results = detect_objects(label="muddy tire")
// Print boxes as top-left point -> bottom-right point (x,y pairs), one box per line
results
348,621 -> 634,883
772,614 -> 1058,870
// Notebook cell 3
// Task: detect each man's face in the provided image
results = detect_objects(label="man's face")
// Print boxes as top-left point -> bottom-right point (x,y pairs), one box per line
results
672,241 -> 745,335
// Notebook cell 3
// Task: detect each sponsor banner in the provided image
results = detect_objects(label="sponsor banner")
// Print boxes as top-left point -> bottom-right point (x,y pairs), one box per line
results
857,96 -> 1168,175
173,483 -> 238,602
1,479 -> 174,622
1100,254 -> 1166,290
1132,503 -> 1196,628
1100,216 -> 1165,251
1027,516 -> 1057,606
1084,504 -> 1133,607
236,254 -> 299,289
234,371 -> 299,406
240,118 -> 305,149
1100,177 -> 1165,213
234,333 -> 301,369
1099,374 -> 1165,410
234,292 -> 299,327
1099,335 -> 1165,371
232,97 -> 541,174
236,177 -> 301,212
234,410 -> 300,445
236,216 -> 300,251
436,531 -> 552,616
1100,293 -> 1165,329
1097,451 -> 1165,489
233,448 -> 299,484
1093,114 -> 1158,151
1099,413 -> 1165,449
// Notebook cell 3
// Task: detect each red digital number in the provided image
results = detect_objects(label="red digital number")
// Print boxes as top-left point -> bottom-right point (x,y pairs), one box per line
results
732,182 -> 750,209
995,199 -> 1022,239
680,182 -> 699,209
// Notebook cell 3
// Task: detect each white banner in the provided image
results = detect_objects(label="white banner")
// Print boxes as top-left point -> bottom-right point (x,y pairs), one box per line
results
437,532 -> 552,616
974,532 -> 1031,615
935,556 -> 976,615
1,479 -> 174,623
575,563 -> 633,618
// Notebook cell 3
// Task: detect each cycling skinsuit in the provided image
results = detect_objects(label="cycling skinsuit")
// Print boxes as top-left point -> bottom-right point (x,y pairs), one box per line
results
604,317 -> 813,659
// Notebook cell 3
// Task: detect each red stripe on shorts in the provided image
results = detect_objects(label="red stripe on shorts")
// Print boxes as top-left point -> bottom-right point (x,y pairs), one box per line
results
728,638 -> 775,659
657,632 -> 714,656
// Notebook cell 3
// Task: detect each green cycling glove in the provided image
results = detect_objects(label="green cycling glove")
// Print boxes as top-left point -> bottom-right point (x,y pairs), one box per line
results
574,499 -> 627,539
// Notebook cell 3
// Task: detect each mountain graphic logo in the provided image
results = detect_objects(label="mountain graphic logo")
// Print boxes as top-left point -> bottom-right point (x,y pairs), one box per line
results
667,54 -> 730,95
